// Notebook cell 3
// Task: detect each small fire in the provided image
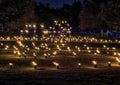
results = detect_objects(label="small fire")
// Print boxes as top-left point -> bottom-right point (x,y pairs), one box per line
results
116,57 -> 120,63
32,61 -> 37,66
53,62 -> 59,66
92,60 -> 97,65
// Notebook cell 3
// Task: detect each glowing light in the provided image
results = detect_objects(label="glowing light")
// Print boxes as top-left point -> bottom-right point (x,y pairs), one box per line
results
112,47 -> 116,50
92,60 -> 97,65
108,61 -> 111,67
9,62 -> 13,66
20,30 -> 24,33
9,62 -> 13,69
53,62 -> 59,66
43,30 -> 49,35
78,63 -> 81,68
0,43 -> 3,46
62,44 -> 65,47
33,24 -> 36,28
32,61 -> 37,66
53,51 -> 57,55
25,24 -> 28,28
103,45 -> 106,48
116,57 -> 120,63
87,47 -> 90,50
118,53 -> 120,56
40,24 -> 44,28
96,50 -> 100,54
92,60 -> 97,67
25,30 -> 29,34
72,52 -> 77,56
114,52 -> 117,56
88,50 -> 91,53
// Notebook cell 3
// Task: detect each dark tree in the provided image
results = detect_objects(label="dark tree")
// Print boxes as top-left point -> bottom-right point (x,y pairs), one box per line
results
0,0 -> 34,24
62,0 -> 82,26
79,0 -> 107,30
101,0 -> 120,30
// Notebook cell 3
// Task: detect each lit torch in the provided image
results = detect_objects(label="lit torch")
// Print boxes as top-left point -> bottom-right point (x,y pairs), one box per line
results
9,62 -> 13,69
116,57 -> 120,65
32,61 -> 37,69
92,60 -> 97,67
78,63 -> 81,69
53,62 -> 59,69
108,61 -> 111,67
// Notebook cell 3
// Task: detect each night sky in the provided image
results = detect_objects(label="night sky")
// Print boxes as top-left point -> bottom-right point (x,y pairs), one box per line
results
36,0 -> 83,8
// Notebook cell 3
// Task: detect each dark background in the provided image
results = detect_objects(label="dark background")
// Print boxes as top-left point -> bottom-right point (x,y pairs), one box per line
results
36,0 -> 83,8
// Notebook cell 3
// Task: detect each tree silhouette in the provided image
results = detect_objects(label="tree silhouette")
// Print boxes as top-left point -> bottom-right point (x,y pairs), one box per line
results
0,0 -> 34,24
101,0 -> 120,30
62,0 -> 82,26
79,0 -> 107,29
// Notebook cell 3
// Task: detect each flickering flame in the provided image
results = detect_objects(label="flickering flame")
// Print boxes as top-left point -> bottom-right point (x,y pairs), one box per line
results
32,61 -> 37,66
53,62 -> 59,66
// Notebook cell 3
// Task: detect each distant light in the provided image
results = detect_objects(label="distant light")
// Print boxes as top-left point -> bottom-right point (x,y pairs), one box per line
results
9,62 -> 13,69
25,24 -> 28,28
33,24 -> 36,28
53,62 -> 59,66
29,24 -> 32,28
32,61 -> 37,69
78,63 -> 81,68
32,61 -> 37,66
116,57 -> 120,64
53,61 -> 59,69
40,24 -> 44,28
92,60 -> 97,67
108,61 -> 111,67
9,62 -> 13,66
43,30 -> 49,35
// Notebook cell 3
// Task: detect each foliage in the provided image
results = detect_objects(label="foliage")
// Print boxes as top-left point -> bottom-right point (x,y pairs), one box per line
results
0,0 -> 33,23
101,0 -> 120,29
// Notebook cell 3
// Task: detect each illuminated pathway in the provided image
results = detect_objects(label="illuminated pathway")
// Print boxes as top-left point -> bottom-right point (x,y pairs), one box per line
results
0,20 -> 120,72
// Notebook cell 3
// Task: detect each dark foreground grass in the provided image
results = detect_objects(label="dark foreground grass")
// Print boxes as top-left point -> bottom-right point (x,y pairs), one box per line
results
0,68 -> 120,85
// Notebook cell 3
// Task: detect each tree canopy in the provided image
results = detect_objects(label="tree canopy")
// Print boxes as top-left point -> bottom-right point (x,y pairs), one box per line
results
0,0 -> 34,24
101,0 -> 120,29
